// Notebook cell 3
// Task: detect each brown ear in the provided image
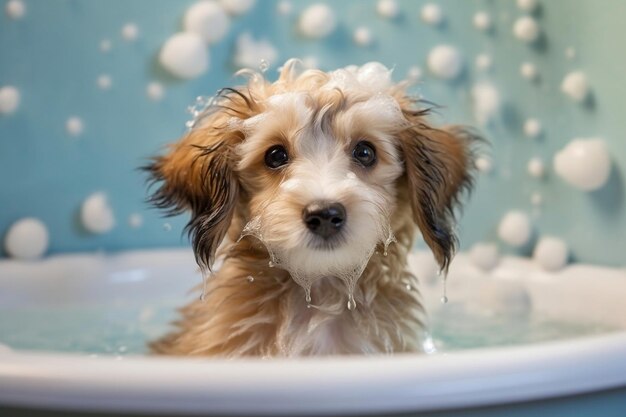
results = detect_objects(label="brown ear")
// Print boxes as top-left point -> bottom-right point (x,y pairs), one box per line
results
399,123 -> 478,272
143,127 -> 240,270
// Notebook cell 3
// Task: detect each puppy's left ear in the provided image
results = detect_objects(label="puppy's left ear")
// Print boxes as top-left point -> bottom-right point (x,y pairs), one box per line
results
398,122 -> 478,272
143,127 -> 240,271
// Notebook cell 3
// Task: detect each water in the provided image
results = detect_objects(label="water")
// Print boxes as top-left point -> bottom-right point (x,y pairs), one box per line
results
0,300 -> 616,355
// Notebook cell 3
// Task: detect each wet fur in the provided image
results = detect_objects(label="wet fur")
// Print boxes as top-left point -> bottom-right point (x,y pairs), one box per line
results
144,60 -> 477,356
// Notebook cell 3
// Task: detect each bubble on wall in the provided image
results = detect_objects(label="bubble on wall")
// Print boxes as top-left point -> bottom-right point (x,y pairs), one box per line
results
99,39 -> 112,53
277,0 -> 292,15
427,45 -> 463,80
81,193 -> 115,234
473,11 -> 492,32
498,211 -> 533,247
520,62 -> 538,81
184,1 -> 230,44
475,156 -> 493,174
5,0 -> 25,20
159,32 -> 209,79
146,82 -> 165,102
0,86 -> 20,115
121,23 -> 139,42
533,236 -> 569,271
527,157 -> 545,178
97,74 -> 112,90
220,0 -> 255,15
353,27 -> 373,47
469,242 -> 500,271
377,0 -> 399,19
513,16 -> 540,44
471,82 -> 500,126
553,138 -> 612,191
523,118 -> 542,138
420,3 -> 444,27
233,32 -> 278,69
4,218 -> 49,260
66,117 -> 84,137
299,3 -> 336,39
517,0 -> 539,13
561,71 -> 590,102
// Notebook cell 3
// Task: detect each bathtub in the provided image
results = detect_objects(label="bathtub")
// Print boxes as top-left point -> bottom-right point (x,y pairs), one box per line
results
0,248 -> 625,417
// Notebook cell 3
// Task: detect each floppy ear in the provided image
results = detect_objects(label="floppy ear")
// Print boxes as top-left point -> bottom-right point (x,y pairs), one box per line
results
398,121 -> 478,272
143,126 -> 241,271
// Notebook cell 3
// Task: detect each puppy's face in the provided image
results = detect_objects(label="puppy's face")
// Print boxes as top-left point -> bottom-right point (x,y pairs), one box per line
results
145,61 -> 475,286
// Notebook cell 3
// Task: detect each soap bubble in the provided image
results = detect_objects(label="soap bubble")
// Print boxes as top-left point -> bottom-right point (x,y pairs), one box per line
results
146,82 -> 165,101
498,211 -> 532,247
220,0 -> 255,15
427,45 -> 463,80
377,0 -> 399,19
184,1 -> 230,44
5,0 -> 25,19
553,138 -> 611,191
353,27 -> 373,47
81,193 -> 115,234
533,236 -> 569,271
99,39 -> 112,53
277,1 -> 292,15
469,243 -> 500,271
421,3 -> 444,26
527,157 -> 545,178
0,86 -> 20,115
473,11 -> 491,32
128,213 -> 143,229
299,3 -> 336,39
520,62 -> 538,80
471,82 -> 500,126
4,218 -> 49,260
517,0 -> 538,12
523,118 -> 542,138
97,74 -> 112,90
475,54 -> 492,71
121,23 -> 139,41
159,32 -> 209,79
475,156 -> 493,174
233,32 -> 278,69
513,16 -> 540,43
66,117 -> 84,136
561,71 -> 590,102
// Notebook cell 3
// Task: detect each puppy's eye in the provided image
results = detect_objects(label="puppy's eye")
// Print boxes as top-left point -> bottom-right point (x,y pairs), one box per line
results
352,141 -> 376,167
264,145 -> 289,169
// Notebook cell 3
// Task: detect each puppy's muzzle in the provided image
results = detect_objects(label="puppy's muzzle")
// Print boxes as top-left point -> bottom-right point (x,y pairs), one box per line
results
302,201 -> 346,239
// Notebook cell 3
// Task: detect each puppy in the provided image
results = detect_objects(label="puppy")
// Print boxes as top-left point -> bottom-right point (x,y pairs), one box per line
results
144,60 -> 476,357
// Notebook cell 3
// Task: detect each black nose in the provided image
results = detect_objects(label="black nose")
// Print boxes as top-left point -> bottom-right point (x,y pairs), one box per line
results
302,202 -> 346,239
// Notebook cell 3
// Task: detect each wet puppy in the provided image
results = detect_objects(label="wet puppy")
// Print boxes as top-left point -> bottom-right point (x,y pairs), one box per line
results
144,60 -> 476,356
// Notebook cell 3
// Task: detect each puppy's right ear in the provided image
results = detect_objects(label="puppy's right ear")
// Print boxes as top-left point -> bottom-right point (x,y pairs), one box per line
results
143,126 -> 241,270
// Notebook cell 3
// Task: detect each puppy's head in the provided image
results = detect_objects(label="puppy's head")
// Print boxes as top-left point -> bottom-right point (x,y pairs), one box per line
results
145,60 -> 475,282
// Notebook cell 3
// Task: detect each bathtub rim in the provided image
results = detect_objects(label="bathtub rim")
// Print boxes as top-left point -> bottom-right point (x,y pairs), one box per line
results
1,331 -> 625,415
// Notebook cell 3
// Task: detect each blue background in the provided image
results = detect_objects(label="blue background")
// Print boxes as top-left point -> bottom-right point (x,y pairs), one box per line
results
1,0 -> 624,265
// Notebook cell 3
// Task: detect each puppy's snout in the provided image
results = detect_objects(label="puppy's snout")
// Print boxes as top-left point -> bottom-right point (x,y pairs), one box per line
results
302,202 -> 346,239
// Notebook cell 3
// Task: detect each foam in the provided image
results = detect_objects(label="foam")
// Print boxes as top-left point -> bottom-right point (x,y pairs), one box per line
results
533,236 -> 569,271
553,138 -> 611,191
184,1 -> 230,44
0,86 -> 20,115
81,193 -> 115,234
299,3 -> 336,39
159,32 -> 209,79
498,211 -> 532,247
4,218 -> 49,260
233,32 -> 278,69
427,45 -> 463,80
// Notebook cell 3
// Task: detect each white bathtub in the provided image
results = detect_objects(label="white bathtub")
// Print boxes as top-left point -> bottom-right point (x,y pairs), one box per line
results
0,248 -> 625,416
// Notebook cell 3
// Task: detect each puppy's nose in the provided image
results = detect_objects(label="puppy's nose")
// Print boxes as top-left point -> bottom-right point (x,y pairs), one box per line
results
302,202 -> 346,239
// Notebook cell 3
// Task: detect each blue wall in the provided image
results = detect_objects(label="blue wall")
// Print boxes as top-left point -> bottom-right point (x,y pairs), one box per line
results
1,0 -> 624,265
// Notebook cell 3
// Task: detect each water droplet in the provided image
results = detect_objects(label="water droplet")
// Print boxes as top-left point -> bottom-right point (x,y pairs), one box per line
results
259,59 -> 269,73
305,287 -> 312,303
383,249 -> 388,256
405,284 -> 412,291
307,304 -> 312,309
440,295 -> 448,304
268,261 -> 275,268
247,275 -> 255,283
347,294 -> 356,311
162,223 -> 172,231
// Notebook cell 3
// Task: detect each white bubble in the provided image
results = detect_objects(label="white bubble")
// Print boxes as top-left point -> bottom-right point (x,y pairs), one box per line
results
277,0 -> 292,15
498,211 -> 532,247
520,62 -> 538,80
565,46 -> 577,60
353,27 -> 372,46
475,53 -> 492,71
81,193 -> 115,234
421,3 -> 444,26
159,32 -> 209,79
471,82 -> 500,126
128,213 -> 143,229
553,138 -> 611,191
163,223 -> 172,232
5,0 -> 25,19
427,45 -> 463,80
530,192 -> 543,206
523,118 -> 542,138
121,23 -> 139,42
475,156 -> 493,174
561,71 -> 590,102
473,11 -> 491,31
527,157 -> 545,178
233,32 -> 278,69
97,74 -> 112,90
533,236 -> 569,272
377,0 -> 399,19
0,86 -> 20,115
407,65 -> 422,82
513,16 -> 540,43
66,116 -> 84,136
299,3 -> 336,39
469,243 -> 500,271
146,82 -> 165,101
184,1 -> 230,44
99,39 -> 112,53
220,0 -> 255,15
517,0 -> 538,12
4,218 -> 49,260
